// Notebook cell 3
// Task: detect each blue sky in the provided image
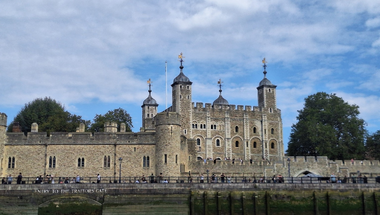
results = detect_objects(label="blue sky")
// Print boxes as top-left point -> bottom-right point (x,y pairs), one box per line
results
1,0 -> 380,151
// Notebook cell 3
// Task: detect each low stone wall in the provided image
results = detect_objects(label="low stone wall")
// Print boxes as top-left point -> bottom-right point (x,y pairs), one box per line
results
0,183 -> 379,214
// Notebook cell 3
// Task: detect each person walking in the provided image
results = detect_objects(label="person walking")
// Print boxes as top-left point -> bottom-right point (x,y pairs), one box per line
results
7,175 -> 13,184
97,174 -> 101,183
17,173 -> 22,184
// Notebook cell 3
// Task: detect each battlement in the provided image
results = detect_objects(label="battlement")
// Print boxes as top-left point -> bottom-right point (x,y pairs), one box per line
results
155,112 -> 181,126
0,112 -> 7,126
5,131 -> 156,145
193,102 -> 264,113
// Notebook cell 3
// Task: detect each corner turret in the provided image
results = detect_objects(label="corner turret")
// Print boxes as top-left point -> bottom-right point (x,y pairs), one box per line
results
171,53 -> 193,138
257,58 -> 277,110
213,79 -> 229,106
142,79 -> 158,131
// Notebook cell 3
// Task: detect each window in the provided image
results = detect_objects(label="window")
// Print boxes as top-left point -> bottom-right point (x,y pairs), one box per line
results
184,129 -> 187,134
176,155 -> 178,164
216,139 -> 220,147
134,147 -> 136,152
235,141 -> 239,147
143,156 -> 150,167
210,125 -> 216,130
271,128 -> 274,134
253,142 -> 257,148
253,127 -> 257,133
164,154 -> 167,164
246,142 -> 248,147
271,142 -> 275,149
235,126 -> 239,132
197,138 -> 201,146
187,85 -> 190,89
78,158 -> 84,167
8,157 -> 15,169
104,156 -> 110,168
49,156 -> 56,168
147,114 -> 149,117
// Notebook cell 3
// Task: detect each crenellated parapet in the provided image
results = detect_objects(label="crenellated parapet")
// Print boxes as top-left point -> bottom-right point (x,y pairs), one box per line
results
5,131 -> 156,145
0,112 -> 7,127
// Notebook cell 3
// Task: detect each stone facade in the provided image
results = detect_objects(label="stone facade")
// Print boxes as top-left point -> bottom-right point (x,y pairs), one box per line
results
1,60 -> 379,179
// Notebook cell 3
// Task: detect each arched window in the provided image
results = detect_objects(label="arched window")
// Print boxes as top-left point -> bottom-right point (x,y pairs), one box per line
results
197,138 -> 201,146
271,128 -> 274,134
216,139 -> 220,147
235,126 -> 239,132
235,141 -> 239,147
253,127 -> 257,133
176,155 -> 178,164
271,142 -> 275,149
53,156 -> 56,168
8,157 -> 15,169
147,156 -> 150,167
104,156 -> 107,167
143,156 -> 146,167
253,142 -> 257,148
78,158 -> 85,167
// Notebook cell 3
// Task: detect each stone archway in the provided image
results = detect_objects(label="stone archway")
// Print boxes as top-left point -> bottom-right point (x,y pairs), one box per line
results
38,196 -> 102,215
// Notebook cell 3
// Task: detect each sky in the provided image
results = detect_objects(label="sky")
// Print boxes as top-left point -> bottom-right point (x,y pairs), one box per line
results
1,0 -> 380,151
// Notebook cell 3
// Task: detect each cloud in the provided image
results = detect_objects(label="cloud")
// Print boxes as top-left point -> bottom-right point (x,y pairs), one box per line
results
366,17 -> 380,29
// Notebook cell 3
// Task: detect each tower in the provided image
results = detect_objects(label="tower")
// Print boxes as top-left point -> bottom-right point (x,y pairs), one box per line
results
257,59 -> 279,161
171,53 -> 192,138
0,113 -> 7,175
154,112 -> 181,176
142,79 -> 158,131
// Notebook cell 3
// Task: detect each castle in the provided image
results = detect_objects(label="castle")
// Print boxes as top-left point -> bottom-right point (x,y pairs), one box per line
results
0,55 -> 379,179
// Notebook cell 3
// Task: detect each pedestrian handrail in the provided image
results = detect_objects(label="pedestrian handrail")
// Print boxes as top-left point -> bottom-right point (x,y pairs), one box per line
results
1,175 -> 378,185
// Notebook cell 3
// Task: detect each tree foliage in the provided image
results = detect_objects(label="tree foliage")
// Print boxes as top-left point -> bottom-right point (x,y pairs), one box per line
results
287,92 -> 366,160
365,130 -> 380,160
8,97 -> 90,133
89,108 -> 132,132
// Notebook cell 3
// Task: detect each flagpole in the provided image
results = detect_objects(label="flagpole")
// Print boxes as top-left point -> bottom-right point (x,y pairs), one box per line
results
165,61 -> 167,110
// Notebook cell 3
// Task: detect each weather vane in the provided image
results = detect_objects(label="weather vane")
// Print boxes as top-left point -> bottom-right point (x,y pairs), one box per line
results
262,58 -> 267,71
217,79 -> 223,94
178,52 -> 185,69
147,78 -> 151,84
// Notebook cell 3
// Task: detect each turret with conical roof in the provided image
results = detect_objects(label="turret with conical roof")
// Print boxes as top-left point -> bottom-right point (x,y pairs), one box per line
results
142,79 -> 158,131
171,53 -> 193,138
257,58 -> 277,109
213,79 -> 229,106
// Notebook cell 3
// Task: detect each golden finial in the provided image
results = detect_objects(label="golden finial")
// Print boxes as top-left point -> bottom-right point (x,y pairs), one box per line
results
262,58 -> 267,64
178,52 -> 184,59
147,78 -> 151,84
218,79 -> 222,84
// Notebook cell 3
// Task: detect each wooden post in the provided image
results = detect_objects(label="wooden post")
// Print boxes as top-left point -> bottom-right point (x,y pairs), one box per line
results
326,191 -> 331,215
313,191 -> 318,215
265,191 -> 270,215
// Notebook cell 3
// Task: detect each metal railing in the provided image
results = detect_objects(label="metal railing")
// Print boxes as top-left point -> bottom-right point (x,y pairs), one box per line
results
1,176 -> 379,185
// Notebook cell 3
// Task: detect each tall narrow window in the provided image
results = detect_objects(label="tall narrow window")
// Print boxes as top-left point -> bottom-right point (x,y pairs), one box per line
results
235,126 -> 239,132
8,157 -> 15,169
104,156 -> 107,167
147,156 -> 150,167
253,142 -> 257,148
82,158 -> 85,167
78,158 -> 81,167
235,141 -> 239,147
246,142 -> 248,147
176,155 -> 178,164
53,156 -> 56,168
271,128 -> 274,134
143,156 -> 146,167
197,138 -> 201,146
271,142 -> 275,149
12,157 -> 15,168
216,139 -> 220,147
164,154 -> 167,164
49,156 -> 52,168
107,156 -> 110,167
253,127 -> 257,133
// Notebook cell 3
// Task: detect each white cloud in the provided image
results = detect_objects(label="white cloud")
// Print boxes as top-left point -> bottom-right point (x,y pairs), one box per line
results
366,17 -> 380,29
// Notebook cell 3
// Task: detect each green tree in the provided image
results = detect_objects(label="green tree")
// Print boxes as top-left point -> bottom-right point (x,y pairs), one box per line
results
287,92 -> 366,160
8,97 -> 89,133
365,130 -> 380,160
89,108 -> 132,132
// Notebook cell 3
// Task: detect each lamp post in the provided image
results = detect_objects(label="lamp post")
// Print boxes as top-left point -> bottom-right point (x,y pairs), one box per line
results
287,158 -> 291,178
206,170 -> 209,183
119,157 -> 123,183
